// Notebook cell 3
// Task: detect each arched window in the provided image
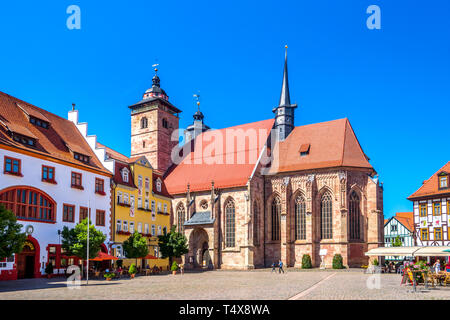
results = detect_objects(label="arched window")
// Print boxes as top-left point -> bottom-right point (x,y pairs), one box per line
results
253,201 -> 259,245
320,192 -> 333,239
349,191 -> 361,240
176,203 -> 185,233
0,187 -> 56,222
295,196 -> 306,240
140,117 -> 148,129
225,199 -> 235,247
271,197 -> 281,241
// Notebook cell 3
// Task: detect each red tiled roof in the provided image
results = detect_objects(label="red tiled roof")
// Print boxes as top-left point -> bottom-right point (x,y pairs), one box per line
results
395,212 -> 414,232
408,161 -> 450,200
114,161 -> 136,188
268,118 -> 373,174
165,119 -> 275,194
153,173 -> 172,198
0,91 -> 110,175
96,142 -> 130,162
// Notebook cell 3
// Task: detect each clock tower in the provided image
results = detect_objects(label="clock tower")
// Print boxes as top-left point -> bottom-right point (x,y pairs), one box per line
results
273,46 -> 297,141
129,67 -> 181,173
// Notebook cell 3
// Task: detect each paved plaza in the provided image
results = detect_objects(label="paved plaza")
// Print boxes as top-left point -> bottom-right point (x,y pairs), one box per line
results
0,269 -> 449,300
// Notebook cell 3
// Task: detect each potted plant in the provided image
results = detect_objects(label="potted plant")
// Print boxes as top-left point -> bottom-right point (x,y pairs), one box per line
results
171,261 -> 179,275
103,272 -> 115,281
45,263 -> 54,279
332,254 -> 344,269
129,263 -> 137,279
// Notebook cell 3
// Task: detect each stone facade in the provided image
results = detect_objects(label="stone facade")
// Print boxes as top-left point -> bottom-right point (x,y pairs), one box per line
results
171,168 -> 383,270
130,101 -> 179,173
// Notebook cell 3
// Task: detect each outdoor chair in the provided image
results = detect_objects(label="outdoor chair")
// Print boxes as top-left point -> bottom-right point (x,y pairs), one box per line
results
444,272 -> 450,287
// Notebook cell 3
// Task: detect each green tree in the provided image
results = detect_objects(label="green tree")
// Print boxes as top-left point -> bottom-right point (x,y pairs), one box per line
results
391,235 -> 402,247
0,205 -> 26,260
122,231 -> 149,266
158,226 -> 188,266
61,218 -> 106,276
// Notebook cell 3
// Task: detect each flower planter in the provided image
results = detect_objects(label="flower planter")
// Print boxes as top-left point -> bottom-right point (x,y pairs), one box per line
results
130,273 -> 135,279
172,271 -> 177,275
106,277 -> 112,281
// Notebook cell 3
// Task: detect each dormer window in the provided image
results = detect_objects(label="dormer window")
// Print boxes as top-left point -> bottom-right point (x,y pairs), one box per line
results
156,178 -> 162,192
121,168 -> 129,182
30,116 -> 49,129
74,152 -> 90,164
299,144 -> 310,157
12,133 -> 35,147
438,173 -> 448,189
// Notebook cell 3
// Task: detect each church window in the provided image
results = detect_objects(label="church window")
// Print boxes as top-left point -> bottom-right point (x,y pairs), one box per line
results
320,192 -> 333,239
177,203 -> 185,233
253,201 -> 259,245
225,199 -> 236,247
295,196 -> 306,240
271,197 -> 281,241
162,118 -> 168,129
140,117 -> 148,129
349,191 -> 361,240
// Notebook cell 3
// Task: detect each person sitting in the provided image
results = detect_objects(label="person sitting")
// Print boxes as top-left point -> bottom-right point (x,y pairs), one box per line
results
445,261 -> 450,272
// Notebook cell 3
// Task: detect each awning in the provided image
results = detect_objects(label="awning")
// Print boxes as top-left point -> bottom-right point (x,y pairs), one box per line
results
413,246 -> 450,257
90,252 -> 119,261
365,246 -> 421,257
365,246 -> 450,257
143,254 -> 158,259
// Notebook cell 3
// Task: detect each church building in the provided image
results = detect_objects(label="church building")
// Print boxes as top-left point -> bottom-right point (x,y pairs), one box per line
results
128,49 -> 384,269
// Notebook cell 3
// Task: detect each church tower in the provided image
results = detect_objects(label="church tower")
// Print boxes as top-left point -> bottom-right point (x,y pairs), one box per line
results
184,98 -> 210,143
129,67 -> 181,173
273,46 -> 297,141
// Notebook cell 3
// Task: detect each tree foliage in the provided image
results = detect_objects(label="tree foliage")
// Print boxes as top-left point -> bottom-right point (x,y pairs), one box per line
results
301,254 -> 312,269
61,218 -> 106,260
158,226 -> 188,261
123,231 -> 149,259
332,254 -> 344,269
0,205 -> 26,260
391,235 -> 402,247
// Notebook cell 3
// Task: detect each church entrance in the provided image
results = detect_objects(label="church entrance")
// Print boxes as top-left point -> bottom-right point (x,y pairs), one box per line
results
17,240 -> 37,279
189,228 -> 211,269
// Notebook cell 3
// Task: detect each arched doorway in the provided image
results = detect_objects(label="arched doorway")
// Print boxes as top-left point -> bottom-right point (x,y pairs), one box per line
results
16,236 -> 40,279
189,228 -> 210,268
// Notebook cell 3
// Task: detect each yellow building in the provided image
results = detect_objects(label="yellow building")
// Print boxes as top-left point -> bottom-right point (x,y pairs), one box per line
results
106,151 -> 172,270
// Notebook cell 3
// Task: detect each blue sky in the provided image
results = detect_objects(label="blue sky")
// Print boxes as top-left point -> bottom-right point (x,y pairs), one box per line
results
0,0 -> 449,218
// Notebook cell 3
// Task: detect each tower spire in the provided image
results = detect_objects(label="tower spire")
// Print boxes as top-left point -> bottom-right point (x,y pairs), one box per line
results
273,45 -> 297,141
279,45 -> 291,107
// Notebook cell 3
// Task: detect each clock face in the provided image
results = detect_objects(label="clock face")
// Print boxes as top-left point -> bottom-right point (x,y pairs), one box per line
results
277,117 -> 284,124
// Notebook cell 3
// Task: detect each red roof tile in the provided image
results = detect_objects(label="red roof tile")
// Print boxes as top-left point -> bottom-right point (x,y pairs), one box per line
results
0,91 -> 110,175
268,118 -> 373,174
395,212 -> 414,232
165,119 -> 275,194
408,161 -> 450,200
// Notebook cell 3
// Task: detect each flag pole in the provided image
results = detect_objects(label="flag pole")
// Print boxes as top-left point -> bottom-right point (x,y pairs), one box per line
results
86,198 -> 90,286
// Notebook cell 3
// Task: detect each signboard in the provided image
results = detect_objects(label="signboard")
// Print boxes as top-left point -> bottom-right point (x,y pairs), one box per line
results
319,249 -> 327,256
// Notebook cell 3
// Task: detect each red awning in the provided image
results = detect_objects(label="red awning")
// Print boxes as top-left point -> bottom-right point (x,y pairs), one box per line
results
143,254 -> 158,259
90,251 -> 118,261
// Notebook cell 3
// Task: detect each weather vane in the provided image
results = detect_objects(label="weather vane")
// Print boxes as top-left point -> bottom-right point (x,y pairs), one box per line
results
193,92 -> 201,110
152,63 -> 159,74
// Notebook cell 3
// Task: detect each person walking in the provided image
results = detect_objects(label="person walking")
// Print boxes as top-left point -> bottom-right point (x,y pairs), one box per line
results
433,259 -> 441,274
278,260 -> 285,274
271,261 -> 277,273
180,263 -> 184,275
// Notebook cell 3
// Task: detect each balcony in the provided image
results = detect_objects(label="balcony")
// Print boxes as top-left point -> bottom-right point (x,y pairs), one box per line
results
117,201 -> 131,208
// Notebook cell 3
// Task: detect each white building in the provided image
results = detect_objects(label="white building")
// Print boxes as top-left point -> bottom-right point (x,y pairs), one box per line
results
408,162 -> 450,247
0,91 -> 112,280
383,212 -> 414,261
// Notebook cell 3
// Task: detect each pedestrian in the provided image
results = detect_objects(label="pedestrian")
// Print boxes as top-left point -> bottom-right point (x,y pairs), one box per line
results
271,261 -> 276,273
433,259 -> 441,274
278,260 -> 284,274
180,263 -> 184,275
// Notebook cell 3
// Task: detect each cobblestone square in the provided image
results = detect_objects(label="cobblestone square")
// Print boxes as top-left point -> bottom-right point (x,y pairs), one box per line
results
0,269 -> 449,300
